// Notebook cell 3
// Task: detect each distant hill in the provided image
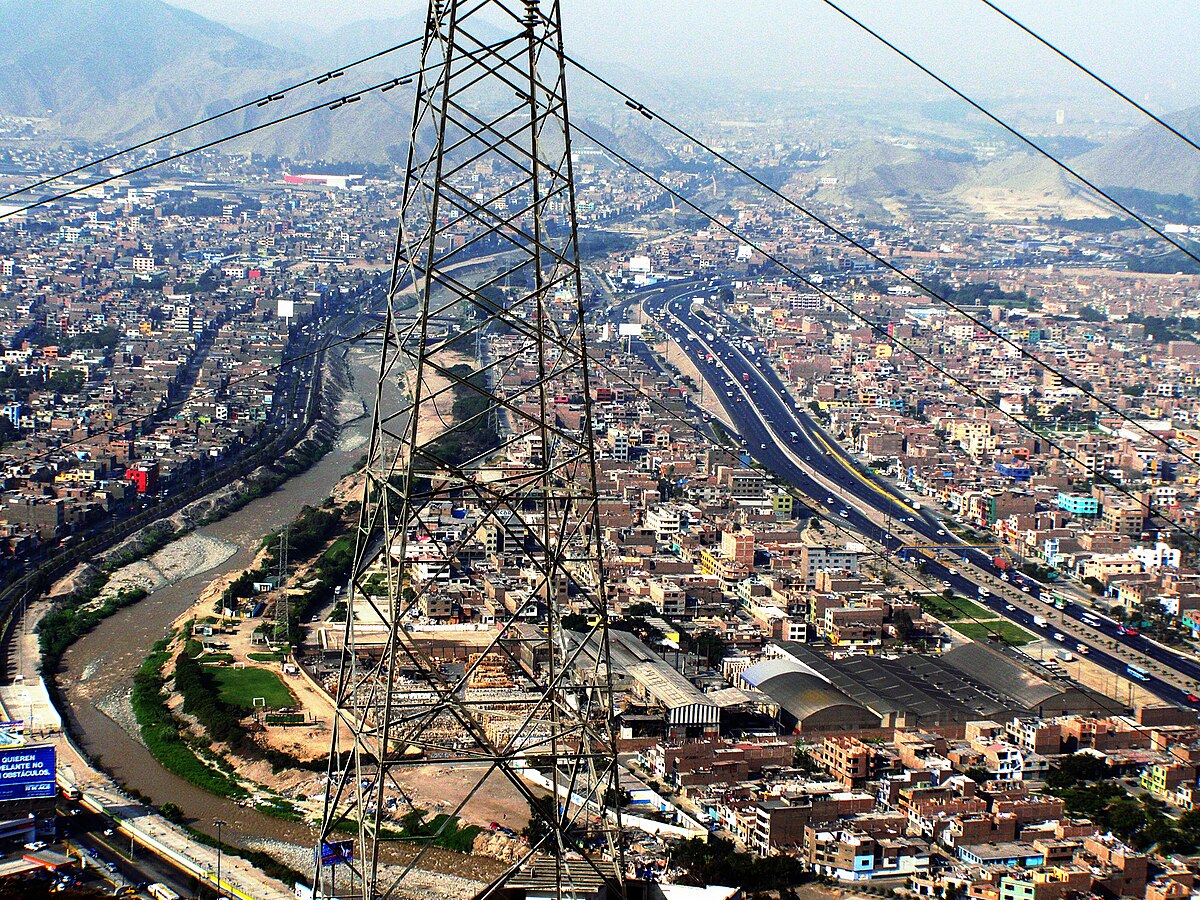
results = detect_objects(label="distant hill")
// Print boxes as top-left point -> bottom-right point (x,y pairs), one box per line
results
1075,105 -> 1200,198
0,0 -> 298,128
0,0 -> 668,167
950,153 -> 1114,221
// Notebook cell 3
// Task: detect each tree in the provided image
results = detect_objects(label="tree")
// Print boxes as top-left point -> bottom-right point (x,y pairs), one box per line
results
159,801 -> 185,824
690,630 -> 728,667
560,612 -> 590,632
1046,752 -> 1108,788
893,609 -> 916,644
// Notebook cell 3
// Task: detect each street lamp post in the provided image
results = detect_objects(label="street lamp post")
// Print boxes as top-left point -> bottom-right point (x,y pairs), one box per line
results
214,819 -> 227,900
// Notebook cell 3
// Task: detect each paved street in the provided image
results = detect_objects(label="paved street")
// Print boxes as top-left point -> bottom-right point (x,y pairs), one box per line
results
628,281 -> 1199,710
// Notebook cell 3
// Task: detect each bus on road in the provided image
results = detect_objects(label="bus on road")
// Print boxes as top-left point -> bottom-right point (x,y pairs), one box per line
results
1126,665 -> 1150,682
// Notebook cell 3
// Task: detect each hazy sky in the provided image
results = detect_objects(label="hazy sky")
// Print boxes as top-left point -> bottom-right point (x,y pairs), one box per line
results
166,0 -> 1200,114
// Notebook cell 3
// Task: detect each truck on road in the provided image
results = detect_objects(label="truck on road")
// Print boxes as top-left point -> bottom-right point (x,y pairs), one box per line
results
1033,615 -> 1048,628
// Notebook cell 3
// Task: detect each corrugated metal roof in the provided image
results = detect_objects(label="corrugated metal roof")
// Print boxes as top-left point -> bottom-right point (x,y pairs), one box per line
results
749,669 -> 875,726
626,660 -> 714,711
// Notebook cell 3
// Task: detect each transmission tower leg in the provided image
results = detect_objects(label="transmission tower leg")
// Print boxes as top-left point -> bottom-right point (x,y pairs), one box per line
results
317,2 -> 625,898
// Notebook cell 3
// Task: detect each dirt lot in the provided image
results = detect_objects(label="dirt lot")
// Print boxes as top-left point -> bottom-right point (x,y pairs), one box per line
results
397,761 -> 545,830
1055,644 -> 1163,709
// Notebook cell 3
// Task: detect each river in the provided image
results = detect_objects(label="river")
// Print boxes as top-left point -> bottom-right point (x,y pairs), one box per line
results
59,345 -> 384,851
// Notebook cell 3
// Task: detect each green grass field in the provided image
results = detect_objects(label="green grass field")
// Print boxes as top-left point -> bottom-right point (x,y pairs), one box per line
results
920,593 -> 995,623
950,621 -> 1035,646
212,667 -> 295,709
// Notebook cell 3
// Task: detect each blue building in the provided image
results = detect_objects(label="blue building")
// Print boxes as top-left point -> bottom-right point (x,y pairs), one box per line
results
1057,492 -> 1099,517
995,460 -> 1032,482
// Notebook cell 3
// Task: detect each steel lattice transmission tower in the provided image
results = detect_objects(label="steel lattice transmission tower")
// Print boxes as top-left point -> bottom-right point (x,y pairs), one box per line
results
318,1 -> 625,898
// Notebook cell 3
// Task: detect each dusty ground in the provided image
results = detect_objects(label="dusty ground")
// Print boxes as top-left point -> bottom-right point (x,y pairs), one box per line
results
397,762 -> 545,830
632,295 -> 731,428
1053,644 -> 1163,709
403,348 -> 472,444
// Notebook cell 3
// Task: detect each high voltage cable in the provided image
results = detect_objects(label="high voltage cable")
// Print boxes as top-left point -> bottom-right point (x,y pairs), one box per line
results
0,36 -> 424,206
0,25 -> 1180,731
980,0 -> 1200,157
813,0 -> 1200,270
13,26 -> 1194,482
0,65 -> 428,223
561,52 -> 1200,476
572,122 -> 1200,553
0,27 -> 1192,587
425,31 -> 1200,551
593,300 -> 1194,733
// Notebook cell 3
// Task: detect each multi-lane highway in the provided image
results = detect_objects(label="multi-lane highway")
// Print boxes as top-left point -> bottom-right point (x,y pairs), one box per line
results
624,280 -> 1200,709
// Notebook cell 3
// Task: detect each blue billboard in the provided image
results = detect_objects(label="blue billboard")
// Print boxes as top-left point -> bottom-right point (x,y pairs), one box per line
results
318,839 -> 354,867
0,746 -> 56,801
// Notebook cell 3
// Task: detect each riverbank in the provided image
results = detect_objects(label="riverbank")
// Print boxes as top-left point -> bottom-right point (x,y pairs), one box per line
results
43,335 -> 503,891
132,339 -> 476,816
25,342 -> 364,872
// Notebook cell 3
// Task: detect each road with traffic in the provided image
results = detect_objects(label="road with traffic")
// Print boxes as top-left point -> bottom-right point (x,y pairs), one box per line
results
626,280 -> 1199,709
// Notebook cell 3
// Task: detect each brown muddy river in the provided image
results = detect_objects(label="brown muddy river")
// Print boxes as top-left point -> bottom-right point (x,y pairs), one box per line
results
59,348 -> 384,850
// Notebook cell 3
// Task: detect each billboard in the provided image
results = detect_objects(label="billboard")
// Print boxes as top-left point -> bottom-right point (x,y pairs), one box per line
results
317,839 -> 354,867
617,323 -> 642,338
277,298 -> 295,319
0,745 -> 55,802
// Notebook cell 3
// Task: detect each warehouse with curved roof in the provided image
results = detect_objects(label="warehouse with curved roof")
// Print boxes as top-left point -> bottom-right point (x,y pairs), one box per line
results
741,659 -> 878,732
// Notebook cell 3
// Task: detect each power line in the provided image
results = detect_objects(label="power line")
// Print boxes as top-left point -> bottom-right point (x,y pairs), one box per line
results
979,0 -> 1200,157
443,26 -> 1200,551
561,54 -> 1200,482
0,18 -> 1189,725
0,65 -> 427,223
813,0 -> 1200,270
596,299 -> 1198,746
0,37 -> 424,206
572,122 -> 1200,554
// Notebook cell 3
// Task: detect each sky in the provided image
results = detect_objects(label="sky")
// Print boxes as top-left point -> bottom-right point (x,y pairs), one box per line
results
165,0 -> 1200,116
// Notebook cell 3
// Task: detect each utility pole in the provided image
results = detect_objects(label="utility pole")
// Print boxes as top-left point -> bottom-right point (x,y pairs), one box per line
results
214,818 -> 226,900
317,2 -> 623,897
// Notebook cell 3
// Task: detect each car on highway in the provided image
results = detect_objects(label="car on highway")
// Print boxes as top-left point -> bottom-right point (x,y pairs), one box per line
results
839,510 -> 848,518
1021,586 -> 1031,593
941,580 -> 951,588
1004,604 -> 1015,611
1187,693 -> 1200,704
1118,626 -> 1140,636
